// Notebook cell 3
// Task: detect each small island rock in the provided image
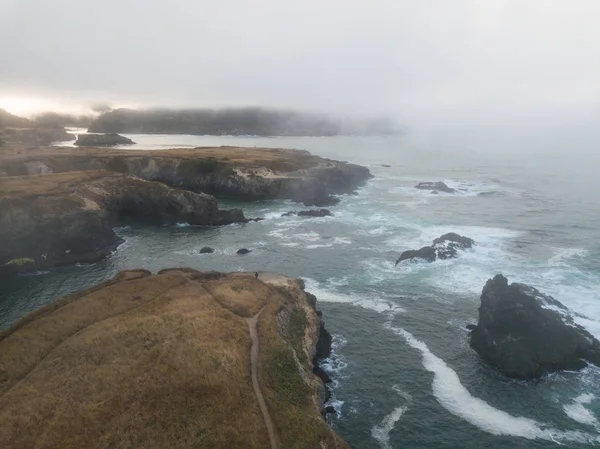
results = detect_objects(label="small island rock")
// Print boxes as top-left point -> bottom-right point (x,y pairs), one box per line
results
470,274 -> 600,379
75,133 -> 135,147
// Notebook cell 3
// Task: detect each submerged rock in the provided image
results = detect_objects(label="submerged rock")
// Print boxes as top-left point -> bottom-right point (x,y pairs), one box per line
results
395,232 -> 474,265
198,247 -> 214,254
298,209 -> 332,217
414,181 -> 456,194
75,133 -> 135,146
470,274 -> 600,379
236,248 -> 251,255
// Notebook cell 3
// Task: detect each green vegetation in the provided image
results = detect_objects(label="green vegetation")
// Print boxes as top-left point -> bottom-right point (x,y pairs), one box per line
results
6,257 -> 34,266
264,345 -> 308,405
178,157 -> 234,176
230,284 -> 249,293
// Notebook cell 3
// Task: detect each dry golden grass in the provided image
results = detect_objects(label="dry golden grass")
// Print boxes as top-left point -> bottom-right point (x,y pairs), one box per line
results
0,145 -> 325,172
0,170 -> 120,200
0,269 -> 347,449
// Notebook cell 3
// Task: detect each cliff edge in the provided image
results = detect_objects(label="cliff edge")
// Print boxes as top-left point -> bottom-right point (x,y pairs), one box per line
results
0,269 -> 347,449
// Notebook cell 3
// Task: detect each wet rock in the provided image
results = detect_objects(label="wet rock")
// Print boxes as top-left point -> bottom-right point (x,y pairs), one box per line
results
236,248 -> 251,255
414,181 -> 456,194
395,246 -> 437,265
432,232 -> 474,259
470,274 -> 600,379
297,209 -> 332,217
199,247 -> 214,254
395,232 -> 474,265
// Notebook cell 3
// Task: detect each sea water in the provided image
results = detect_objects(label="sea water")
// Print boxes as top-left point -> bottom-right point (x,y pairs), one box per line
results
2,134 -> 600,448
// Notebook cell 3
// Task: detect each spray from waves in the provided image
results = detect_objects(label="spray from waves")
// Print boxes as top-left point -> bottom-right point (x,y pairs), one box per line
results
304,278 -> 404,315
371,385 -> 412,449
564,394 -> 599,428
319,335 -> 349,415
386,322 -> 600,445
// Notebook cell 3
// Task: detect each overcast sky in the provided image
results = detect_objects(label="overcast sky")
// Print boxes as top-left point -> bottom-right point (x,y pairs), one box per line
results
1,0 -> 599,134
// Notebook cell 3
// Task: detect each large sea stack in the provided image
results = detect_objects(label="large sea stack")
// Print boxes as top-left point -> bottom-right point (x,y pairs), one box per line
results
470,274 -> 600,379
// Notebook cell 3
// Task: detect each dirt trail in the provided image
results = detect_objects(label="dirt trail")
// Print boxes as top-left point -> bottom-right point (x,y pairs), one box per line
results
246,306 -> 280,449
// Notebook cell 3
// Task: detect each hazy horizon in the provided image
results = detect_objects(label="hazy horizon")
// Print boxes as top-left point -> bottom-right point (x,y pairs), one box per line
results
1,0 -> 599,148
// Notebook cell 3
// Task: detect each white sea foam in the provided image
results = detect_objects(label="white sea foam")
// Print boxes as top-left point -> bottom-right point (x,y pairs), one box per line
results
564,394 -> 599,427
371,386 -> 411,449
306,243 -> 334,249
387,323 -> 600,444
304,278 -> 404,315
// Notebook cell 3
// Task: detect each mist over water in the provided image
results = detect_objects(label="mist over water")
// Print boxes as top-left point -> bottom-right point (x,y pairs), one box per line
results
3,131 -> 600,448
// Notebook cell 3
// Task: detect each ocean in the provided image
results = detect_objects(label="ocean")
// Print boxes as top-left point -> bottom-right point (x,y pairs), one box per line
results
2,132 -> 600,448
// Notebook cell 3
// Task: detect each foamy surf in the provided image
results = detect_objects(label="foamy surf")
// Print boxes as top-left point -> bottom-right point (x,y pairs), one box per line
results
304,278 -> 405,315
371,386 -> 411,449
564,394 -> 599,428
386,322 -> 600,445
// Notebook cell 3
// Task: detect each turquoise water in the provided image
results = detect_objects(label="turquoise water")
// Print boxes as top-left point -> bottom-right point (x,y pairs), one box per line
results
2,135 -> 600,448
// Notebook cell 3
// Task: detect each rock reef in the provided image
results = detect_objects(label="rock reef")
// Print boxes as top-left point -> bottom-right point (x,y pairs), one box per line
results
0,269 -> 348,449
470,274 -> 600,379
414,181 -> 456,194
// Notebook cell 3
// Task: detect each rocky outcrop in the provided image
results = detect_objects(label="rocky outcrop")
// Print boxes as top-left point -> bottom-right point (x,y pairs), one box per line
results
0,171 -> 246,274
0,269 -> 348,448
199,246 -> 215,254
283,209 -> 332,218
395,232 -> 474,264
470,274 -> 600,379
396,246 -> 437,264
432,232 -> 475,259
415,181 -> 456,194
236,248 -> 251,254
75,133 -> 135,146
0,147 -> 371,207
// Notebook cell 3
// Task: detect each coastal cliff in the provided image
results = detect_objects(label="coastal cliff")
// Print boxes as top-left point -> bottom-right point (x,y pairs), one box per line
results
0,269 -> 347,449
0,172 -> 245,274
0,146 -> 371,206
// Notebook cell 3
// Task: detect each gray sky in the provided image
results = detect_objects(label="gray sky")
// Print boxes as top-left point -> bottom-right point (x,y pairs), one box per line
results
1,0 -> 599,131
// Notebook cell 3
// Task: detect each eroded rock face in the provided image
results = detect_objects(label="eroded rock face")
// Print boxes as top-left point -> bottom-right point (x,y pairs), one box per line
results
0,147 -> 370,207
395,232 -> 474,265
415,181 -> 456,194
75,133 -> 135,146
470,274 -> 600,379
0,172 -> 245,275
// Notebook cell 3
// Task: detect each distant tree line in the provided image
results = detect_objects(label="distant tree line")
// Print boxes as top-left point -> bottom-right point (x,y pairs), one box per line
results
88,107 -> 401,137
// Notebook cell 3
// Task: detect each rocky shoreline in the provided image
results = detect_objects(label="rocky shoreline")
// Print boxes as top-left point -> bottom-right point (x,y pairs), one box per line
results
0,171 -> 248,275
0,146 -> 371,274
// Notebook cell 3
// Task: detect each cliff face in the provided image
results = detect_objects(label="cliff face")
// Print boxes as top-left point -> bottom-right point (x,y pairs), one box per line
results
1,147 -> 371,206
0,269 -> 347,449
0,172 -> 246,274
